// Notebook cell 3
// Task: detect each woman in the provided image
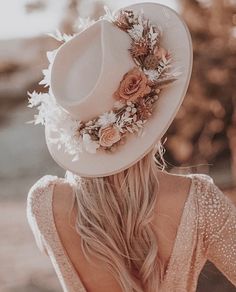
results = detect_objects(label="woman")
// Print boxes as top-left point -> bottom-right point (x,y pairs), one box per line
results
26,2 -> 236,292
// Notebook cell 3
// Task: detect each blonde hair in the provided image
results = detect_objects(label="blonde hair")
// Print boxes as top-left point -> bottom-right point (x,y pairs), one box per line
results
68,142 -> 166,291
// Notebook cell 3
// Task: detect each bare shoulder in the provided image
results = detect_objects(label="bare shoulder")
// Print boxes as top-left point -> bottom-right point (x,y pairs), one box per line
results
52,179 -> 80,254
156,171 -> 192,200
154,171 -> 193,227
52,179 -> 76,221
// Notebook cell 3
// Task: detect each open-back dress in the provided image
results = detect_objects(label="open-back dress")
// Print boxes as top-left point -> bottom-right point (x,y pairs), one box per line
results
26,173 -> 236,291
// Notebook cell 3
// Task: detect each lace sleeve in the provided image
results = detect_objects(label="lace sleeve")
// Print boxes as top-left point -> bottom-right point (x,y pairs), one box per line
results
197,175 -> 236,286
26,175 -> 58,255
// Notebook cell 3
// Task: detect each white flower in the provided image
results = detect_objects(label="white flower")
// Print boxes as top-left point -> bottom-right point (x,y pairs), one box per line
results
39,67 -> 51,87
82,134 -> 100,154
114,100 -> 125,110
101,5 -> 116,22
27,88 -> 84,160
46,49 -> 58,64
127,24 -> 144,41
149,25 -> 159,49
137,10 -> 145,24
27,91 -> 44,108
48,109 -> 83,161
39,49 -> 59,88
27,91 -> 56,125
143,69 -> 161,82
76,17 -> 95,32
47,29 -> 74,43
33,112 -> 45,125
126,10 -> 140,25
97,111 -> 116,127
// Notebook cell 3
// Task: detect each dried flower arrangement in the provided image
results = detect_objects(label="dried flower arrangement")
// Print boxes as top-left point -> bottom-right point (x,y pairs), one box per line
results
28,7 -> 181,161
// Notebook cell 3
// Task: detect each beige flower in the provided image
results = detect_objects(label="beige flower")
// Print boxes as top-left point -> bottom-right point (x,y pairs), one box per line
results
114,12 -> 130,30
99,126 -> 121,147
114,67 -> 151,102
154,46 -> 168,60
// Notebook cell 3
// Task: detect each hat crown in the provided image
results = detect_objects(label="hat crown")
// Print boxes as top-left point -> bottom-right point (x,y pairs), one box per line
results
51,19 -> 134,121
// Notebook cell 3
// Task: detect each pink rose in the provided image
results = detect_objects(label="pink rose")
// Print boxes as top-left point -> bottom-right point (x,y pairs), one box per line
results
114,67 -> 151,102
99,126 -> 121,147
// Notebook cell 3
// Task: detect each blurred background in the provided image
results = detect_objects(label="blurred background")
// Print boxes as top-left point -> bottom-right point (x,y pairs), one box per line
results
0,0 -> 235,291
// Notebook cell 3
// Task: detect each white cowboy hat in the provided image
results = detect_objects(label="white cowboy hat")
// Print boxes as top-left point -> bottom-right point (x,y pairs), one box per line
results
43,2 -> 193,177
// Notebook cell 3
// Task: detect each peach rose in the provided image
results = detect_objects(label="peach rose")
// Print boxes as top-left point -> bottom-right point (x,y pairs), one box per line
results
99,126 -> 121,147
114,67 -> 151,102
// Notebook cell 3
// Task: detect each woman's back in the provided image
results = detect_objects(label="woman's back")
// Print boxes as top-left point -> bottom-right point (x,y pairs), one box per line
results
51,172 -> 192,292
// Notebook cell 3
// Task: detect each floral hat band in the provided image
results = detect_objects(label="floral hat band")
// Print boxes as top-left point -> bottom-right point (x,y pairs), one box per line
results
28,3 -> 193,177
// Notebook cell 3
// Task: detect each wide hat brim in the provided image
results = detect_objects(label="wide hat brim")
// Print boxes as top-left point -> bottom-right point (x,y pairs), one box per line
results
45,2 -> 193,177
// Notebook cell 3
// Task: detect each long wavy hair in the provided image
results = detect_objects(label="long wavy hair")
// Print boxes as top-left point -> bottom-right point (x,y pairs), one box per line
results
66,142 -> 166,292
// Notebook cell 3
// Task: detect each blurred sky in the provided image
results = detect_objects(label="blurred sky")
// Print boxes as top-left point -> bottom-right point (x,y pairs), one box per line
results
0,0 -> 178,40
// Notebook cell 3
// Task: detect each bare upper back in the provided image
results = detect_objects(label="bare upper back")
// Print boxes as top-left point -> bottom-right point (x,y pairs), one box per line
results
52,171 -> 192,291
